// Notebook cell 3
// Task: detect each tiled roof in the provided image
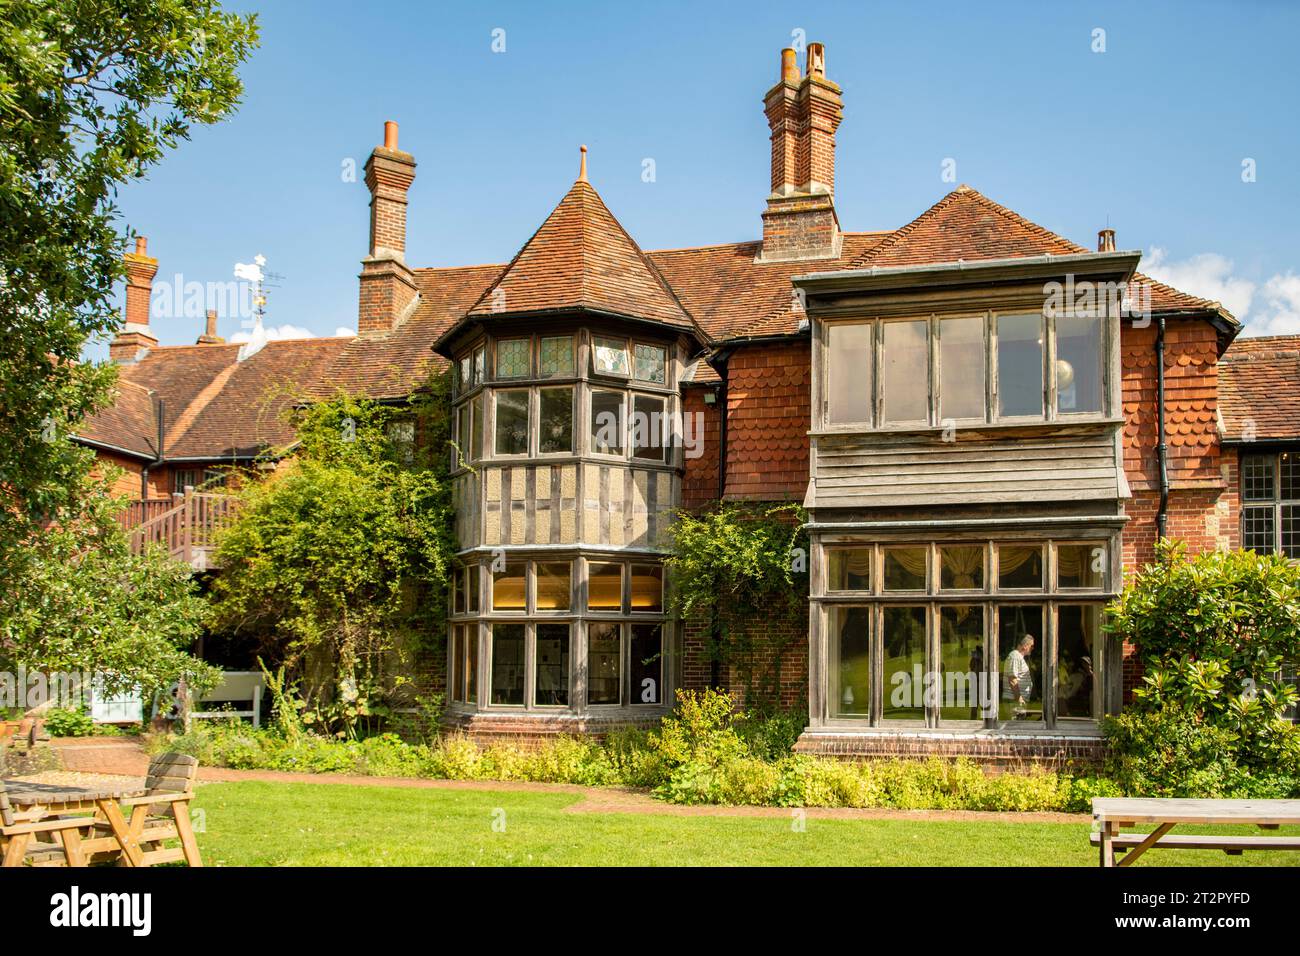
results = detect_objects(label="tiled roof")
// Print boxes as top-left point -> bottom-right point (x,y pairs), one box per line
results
1219,334 -> 1300,441
855,186 -> 1229,318
80,338 -> 350,461
80,184 -> 1234,464
76,379 -> 159,459
322,263 -> 503,400
463,180 -> 699,334
163,337 -> 350,459
648,233 -> 889,341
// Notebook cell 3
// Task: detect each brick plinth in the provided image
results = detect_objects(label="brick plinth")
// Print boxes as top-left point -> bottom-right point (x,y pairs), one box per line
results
441,711 -> 665,746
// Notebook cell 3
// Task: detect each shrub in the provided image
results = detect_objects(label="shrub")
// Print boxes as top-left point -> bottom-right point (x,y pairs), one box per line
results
1103,706 -> 1241,797
1108,540 -> 1300,779
43,705 -> 95,738
736,707 -> 805,761
648,688 -> 748,768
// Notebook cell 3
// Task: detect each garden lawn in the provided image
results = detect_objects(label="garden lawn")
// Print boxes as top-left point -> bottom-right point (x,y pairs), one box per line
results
192,781 -> 1300,867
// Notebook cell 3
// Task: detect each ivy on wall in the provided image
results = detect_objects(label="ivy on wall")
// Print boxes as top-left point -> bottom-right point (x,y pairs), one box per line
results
666,503 -> 808,710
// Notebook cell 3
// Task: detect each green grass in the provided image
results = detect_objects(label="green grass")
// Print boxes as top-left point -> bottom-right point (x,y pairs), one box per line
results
191,781 -> 1300,867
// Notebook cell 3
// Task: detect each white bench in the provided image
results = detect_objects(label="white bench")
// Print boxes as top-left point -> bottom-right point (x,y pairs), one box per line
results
187,671 -> 264,729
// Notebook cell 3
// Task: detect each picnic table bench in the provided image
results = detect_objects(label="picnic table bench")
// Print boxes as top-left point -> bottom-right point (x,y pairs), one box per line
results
1,753 -> 203,867
1092,797 -> 1300,867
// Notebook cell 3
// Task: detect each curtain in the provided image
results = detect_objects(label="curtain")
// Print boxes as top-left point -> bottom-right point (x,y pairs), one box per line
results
941,546 -> 983,590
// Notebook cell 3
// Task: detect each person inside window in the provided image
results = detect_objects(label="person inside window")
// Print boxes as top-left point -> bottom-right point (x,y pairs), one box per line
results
1002,634 -> 1035,718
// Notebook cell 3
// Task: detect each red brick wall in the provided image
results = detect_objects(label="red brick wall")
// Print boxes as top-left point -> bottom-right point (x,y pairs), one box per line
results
723,341 -> 810,500
681,591 -> 809,711
680,387 -> 721,511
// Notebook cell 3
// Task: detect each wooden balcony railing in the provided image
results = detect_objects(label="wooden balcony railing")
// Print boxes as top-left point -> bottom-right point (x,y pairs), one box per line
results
127,489 -> 239,571
118,498 -> 175,529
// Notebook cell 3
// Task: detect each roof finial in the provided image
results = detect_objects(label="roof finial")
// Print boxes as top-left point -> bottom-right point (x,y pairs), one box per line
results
578,144 -> 588,183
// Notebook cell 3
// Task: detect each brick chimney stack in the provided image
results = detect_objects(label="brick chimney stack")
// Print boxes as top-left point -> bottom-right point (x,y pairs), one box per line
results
358,120 -> 419,336
1097,228 -> 1116,253
109,236 -> 159,363
760,44 -> 844,262
197,308 -> 225,344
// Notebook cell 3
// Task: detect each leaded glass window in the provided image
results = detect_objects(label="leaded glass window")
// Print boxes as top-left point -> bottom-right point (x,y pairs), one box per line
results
497,338 -> 530,379
634,344 -> 667,384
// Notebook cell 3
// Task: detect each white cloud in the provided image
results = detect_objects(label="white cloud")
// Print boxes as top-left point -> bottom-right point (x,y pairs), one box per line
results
334,327 -> 355,337
228,323 -> 317,344
1142,248 -> 1300,337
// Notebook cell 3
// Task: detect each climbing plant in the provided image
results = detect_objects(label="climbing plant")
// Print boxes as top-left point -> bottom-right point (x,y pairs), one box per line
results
206,382 -> 455,738
666,503 -> 808,709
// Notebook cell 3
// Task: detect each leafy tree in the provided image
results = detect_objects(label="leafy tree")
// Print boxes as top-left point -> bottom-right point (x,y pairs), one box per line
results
206,392 -> 455,738
0,0 -> 258,585
0,472 -> 218,702
1105,540 -> 1300,784
666,504 -> 807,707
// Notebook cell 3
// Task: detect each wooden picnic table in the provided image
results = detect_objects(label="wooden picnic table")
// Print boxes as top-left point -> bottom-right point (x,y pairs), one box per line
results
2,779 -> 149,867
1092,797 -> 1300,867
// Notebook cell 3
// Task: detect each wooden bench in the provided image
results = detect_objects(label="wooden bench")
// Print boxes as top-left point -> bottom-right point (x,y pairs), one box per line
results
82,752 -> 203,867
1092,797 -> 1300,867
0,779 -> 96,867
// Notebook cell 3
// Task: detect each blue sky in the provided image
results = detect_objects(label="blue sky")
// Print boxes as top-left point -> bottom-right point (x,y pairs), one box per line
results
92,0 -> 1300,358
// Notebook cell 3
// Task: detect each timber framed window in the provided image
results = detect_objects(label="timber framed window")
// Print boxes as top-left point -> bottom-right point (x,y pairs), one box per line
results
450,556 -> 670,713
820,307 -> 1110,430
486,386 -> 576,458
820,539 -> 1110,729
1242,451 -> 1300,559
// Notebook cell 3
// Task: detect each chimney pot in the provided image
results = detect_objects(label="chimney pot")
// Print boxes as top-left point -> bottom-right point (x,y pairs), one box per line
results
806,42 -> 826,78
1098,228 -> 1116,252
134,236 -> 147,255
780,48 -> 798,83
383,120 -> 399,150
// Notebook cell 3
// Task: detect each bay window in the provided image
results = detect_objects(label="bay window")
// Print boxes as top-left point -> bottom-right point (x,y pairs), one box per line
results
820,539 -> 1110,728
451,557 -> 670,713
821,306 -> 1108,429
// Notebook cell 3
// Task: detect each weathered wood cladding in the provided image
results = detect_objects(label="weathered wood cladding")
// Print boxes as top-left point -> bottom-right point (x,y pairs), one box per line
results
462,462 -> 676,550
810,424 -> 1124,509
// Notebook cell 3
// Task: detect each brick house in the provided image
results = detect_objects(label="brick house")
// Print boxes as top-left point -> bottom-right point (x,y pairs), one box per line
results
77,43 -> 1292,757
